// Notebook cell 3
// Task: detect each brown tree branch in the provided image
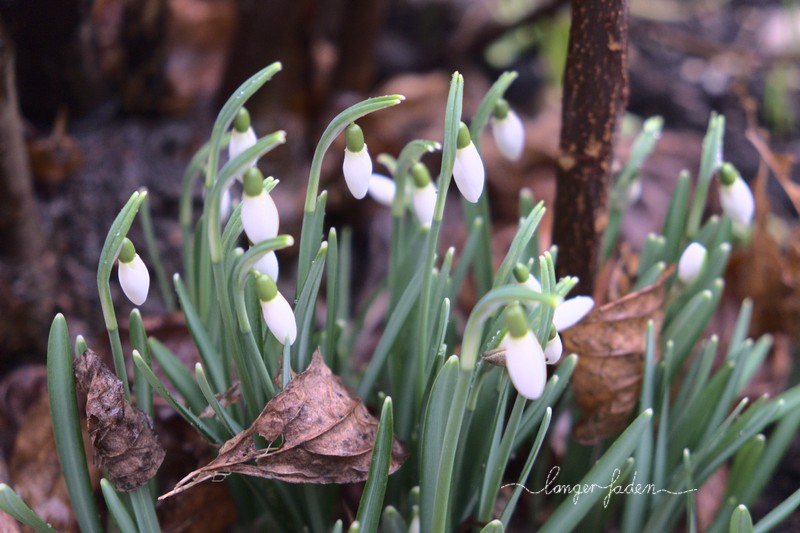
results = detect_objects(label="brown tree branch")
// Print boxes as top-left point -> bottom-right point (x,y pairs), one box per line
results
553,0 -> 629,296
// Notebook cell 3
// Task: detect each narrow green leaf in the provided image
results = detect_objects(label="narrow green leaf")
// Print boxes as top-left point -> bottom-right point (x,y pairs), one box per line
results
129,309 -> 153,417
100,479 -> 137,533
753,486 -> 800,533
662,170 -> 691,262
356,397 -> 395,533
195,363 -> 241,438
149,338 -> 207,415
500,407 -> 552,526
173,273 -> 226,391
133,351 -> 222,443
47,314 -> 103,533
687,113 -> 725,236
130,485 -> 161,533
730,505 -> 754,533
358,268 -> 424,398
294,242 -> 328,370
0,484 -> 57,533
419,356 -> 460,533
381,506 -> 407,533
480,520 -> 505,533
493,202 -> 546,289
538,409 -> 653,533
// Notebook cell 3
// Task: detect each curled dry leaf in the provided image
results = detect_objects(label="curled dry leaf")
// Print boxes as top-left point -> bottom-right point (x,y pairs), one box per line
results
161,350 -> 408,499
74,349 -> 165,492
561,268 -> 671,444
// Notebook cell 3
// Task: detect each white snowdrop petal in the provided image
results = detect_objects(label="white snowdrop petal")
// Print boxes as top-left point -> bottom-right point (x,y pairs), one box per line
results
228,128 -> 258,181
254,250 -> 279,281
229,127 -> 257,160
367,173 -> 396,206
553,296 -> 594,331
677,242 -> 707,284
492,111 -> 525,161
452,143 -> 485,203
720,178 -> 754,226
627,178 -> 643,205
260,292 -> 297,345
544,333 -> 563,365
118,254 -> 150,306
343,146 -> 372,199
220,186 -> 233,221
524,275 -> 542,292
241,190 -> 279,243
413,182 -> 437,227
505,332 -> 547,400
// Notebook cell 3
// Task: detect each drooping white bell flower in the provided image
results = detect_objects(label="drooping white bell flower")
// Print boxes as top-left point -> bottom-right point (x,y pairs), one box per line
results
553,295 -> 594,331
504,303 -> 547,400
343,123 -> 372,199
117,237 -> 150,306
241,167 -> 279,244
411,162 -> 436,227
452,121 -> 485,203
229,107 -> 258,182
513,262 -> 542,292
367,173 -> 396,206
677,242 -> 707,284
491,99 -> 525,161
254,250 -> 279,281
718,162 -> 754,226
546,295 -> 595,364
220,185 -> 233,221
544,330 -> 563,365
256,273 -> 296,346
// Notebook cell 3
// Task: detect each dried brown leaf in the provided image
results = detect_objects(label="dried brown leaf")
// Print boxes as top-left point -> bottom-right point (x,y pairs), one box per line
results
562,268 -> 671,444
161,350 -> 408,499
74,349 -> 165,492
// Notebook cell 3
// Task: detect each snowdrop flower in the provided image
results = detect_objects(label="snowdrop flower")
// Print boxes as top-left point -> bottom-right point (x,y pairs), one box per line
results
677,242 -> 707,284
513,263 -> 542,292
504,303 -> 547,400
220,185 -> 233,221
229,107 -> 258,181
241,167 -> 279,244
367,173 -> 396,206
491,99 -> 525,161
717,162 -> 754,226
546,295 -> 594,364
117,238 -> 149,306
254,250 -> 279,281
255,273 -> 296,346
452,121 -> 485,203
343,123 -> 372,199
411,162 -> 436,226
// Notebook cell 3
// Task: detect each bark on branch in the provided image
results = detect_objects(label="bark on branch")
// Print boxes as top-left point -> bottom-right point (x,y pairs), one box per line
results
553,0 -> 629,296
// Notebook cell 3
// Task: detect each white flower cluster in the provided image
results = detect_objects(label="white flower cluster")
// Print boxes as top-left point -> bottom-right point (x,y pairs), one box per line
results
502,263 -> 594,400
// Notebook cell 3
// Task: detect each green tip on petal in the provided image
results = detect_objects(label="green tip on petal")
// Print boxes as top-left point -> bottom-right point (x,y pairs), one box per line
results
494,98 -> 510,120
345,123 -> 365,152
411,162 -> 432,188
513,262 -> 530,283
255,273 -> 278,302
548,324 -> 557,341
119,238 -> 136,263
234,107 -> 251,133
243,167 -> 264,197
457,122 -> 471,149
505,303 -> 529,338
718,162 -> 739,187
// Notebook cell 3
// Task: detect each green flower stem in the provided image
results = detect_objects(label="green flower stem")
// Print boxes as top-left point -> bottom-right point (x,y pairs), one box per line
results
139,195 -> 176,312
129,309 -> 153,417
296,95 -> 404,292
466,71 -> 519,297
204,62 -> 282,190
97,190 -> 147,400
415,72 -> 463,405
430,286 -> 558,532
206,131 -> 287,263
